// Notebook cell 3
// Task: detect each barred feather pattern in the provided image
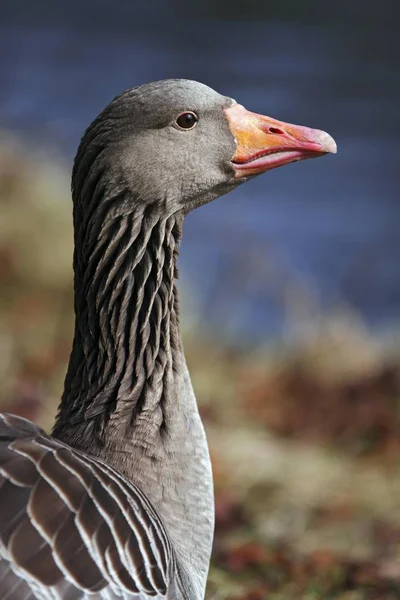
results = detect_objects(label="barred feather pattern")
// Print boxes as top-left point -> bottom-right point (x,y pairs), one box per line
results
53,163 -> 182,445
0,413 -> 176,600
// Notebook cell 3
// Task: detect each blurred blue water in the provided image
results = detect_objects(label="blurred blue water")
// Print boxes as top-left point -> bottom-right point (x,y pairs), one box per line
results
1,1 -> 399,339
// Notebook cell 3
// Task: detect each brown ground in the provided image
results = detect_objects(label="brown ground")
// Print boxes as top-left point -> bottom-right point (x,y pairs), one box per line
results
1,138 -> 400,599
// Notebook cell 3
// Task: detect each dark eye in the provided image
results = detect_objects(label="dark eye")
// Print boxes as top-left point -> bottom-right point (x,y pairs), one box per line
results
176,112 -> 198,130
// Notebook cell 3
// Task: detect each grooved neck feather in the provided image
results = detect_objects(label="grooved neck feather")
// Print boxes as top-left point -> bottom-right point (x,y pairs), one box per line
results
54,204 -> 182,443
53,170 -> 214,596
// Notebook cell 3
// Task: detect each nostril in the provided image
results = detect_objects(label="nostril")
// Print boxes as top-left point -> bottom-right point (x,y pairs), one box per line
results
268,126 -> 285,135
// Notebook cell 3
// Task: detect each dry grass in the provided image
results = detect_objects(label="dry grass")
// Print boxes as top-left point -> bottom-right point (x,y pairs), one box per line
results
1,135 -> 400,599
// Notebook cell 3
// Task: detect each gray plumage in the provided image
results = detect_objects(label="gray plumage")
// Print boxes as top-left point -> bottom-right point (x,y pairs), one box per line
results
0,80 -> 238,600
0,78 -> 335,599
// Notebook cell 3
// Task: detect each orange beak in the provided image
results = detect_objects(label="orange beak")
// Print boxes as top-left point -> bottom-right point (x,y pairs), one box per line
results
225,103 -> 337,178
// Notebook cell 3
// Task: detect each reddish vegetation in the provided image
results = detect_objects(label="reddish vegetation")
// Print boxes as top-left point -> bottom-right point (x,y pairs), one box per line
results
2,149 -> 400,599
244,363 -> 400,457
211,488 -> 400,598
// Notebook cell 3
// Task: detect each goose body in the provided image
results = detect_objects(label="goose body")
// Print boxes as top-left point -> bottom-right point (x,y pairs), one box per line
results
0,79 -> 336,599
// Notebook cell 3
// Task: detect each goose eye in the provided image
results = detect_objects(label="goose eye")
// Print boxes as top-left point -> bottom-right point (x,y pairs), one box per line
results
176,112 -> 198,130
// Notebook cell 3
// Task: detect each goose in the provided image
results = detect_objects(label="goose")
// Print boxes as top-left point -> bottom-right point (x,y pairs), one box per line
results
0,79 -> 336,600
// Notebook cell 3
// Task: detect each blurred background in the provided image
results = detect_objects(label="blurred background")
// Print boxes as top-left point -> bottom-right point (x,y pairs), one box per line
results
1,1 -> 399,598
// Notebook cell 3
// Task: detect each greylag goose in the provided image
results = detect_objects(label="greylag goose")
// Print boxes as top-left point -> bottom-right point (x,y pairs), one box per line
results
0,79 -> 336,599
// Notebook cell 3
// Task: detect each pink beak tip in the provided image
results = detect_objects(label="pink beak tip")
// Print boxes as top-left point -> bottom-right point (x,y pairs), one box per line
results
317,130 -> 337,154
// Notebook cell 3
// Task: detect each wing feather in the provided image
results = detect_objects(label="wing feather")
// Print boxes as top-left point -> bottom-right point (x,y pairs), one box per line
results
0,413 -> 172,599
